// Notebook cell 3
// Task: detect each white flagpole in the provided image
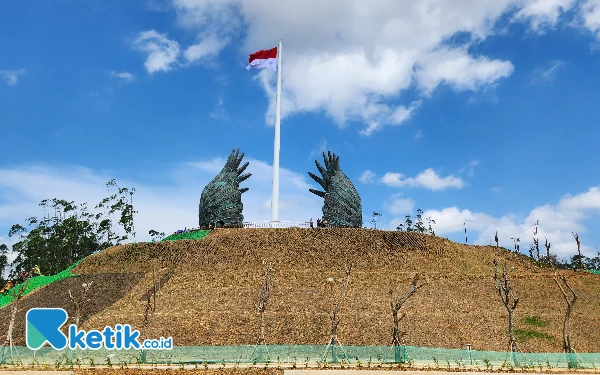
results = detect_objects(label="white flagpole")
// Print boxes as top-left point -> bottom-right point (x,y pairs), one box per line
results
271,40 -> 282,226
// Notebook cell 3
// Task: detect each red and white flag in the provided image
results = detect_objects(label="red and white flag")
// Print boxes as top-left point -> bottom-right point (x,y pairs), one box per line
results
246,47 -> 277,71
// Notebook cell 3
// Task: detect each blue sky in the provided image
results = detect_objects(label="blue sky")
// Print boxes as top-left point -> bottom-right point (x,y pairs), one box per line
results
1,0 -> 600,261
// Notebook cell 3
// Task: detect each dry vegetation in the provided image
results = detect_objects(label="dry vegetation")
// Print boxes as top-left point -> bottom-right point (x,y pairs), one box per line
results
0,273 -> 143,346
26,228 -> 600,353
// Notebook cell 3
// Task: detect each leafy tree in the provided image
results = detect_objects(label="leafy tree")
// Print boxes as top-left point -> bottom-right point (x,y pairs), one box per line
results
2,180 -> 138,276
414,209 -> 426,233
396,210 -> 436,235
371,212 -> 382,229
404,215 -> 413,232
0,244 -> 8,284
149,230 -> 165,243
426,217 -> 436,235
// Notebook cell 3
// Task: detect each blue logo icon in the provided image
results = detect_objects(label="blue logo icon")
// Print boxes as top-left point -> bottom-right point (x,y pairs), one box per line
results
26,308 -> 68,350
25,307 -> 172,350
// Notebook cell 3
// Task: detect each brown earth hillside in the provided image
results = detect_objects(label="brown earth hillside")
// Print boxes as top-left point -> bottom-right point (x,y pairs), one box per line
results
0,272 -> 144,346
70,228 -> 600,353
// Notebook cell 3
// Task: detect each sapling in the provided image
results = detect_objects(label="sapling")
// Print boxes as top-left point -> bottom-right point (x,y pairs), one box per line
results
554,272 -> 579,368
324,263 -> 352,363
492,259 -> 520,365
255,260 -> 274,345
572,233 -> 586,271
389,273 -> 424,363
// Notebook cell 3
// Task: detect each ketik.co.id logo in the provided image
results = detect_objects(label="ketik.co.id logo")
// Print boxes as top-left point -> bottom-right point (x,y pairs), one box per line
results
26,308 -> 172,350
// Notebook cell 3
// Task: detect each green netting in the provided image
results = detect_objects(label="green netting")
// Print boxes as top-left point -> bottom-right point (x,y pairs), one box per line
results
3,345 -> 599,369
0,260 -> 82,309
161,230 -> 211,242
588,269 -> 600,275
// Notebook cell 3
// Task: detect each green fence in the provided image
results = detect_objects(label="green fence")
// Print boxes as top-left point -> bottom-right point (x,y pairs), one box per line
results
2,345 -> 599,369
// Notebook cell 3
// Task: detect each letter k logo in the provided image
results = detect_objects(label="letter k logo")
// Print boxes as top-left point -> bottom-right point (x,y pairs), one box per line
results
26,308 -> 68,350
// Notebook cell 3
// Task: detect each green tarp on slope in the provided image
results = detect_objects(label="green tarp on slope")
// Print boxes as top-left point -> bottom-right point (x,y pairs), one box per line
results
0,260 -> 82,309
161,230 -> 211,242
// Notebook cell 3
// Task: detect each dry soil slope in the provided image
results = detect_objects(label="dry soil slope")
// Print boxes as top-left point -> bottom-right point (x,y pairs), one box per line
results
0,273 -> 144,346
73,228 -> 600,352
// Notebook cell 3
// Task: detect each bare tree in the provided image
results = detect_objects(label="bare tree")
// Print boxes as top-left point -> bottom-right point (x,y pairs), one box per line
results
0,275 -> 31,364
389,274 -> 424,363
572,233 -> 586,271
254,260 -> 274,345
323,263 -> 352,363
143,264 -> 159,327
545,238 -> 551,260
493,259 -> 519,363
140,261 -> 160,363
533,221 -> 540,260
68,281 -> 93,326
554,273 -> 578,368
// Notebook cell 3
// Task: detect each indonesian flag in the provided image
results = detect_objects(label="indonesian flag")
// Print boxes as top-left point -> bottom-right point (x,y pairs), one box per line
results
246,47 -> 277,71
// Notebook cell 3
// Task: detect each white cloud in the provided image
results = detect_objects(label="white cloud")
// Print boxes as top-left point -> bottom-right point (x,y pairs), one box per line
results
134,30 -> 180,73
0,158 -> 321,247
158,0 -> 567,135
416,47 -> 514,95
414,130 -> 424,140
358,101 -> 422,136
183,34 -> 228,63
531,60 -> 565,83
385,194 -> 415,215
459,160 -> 480,178
358,170 -> 376,184
580,0 -> 600,38
308,139 -> 328,160
110,71 -> 135,83
185,157 -> 226,173
0,69 -> 26,86
381,168 -> 465,191
210,95 -> 228,121
384,187 -> 600,258
514,0 -> 576,30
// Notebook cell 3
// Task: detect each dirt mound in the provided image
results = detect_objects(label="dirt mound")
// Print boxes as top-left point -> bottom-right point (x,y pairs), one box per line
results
0,272 -> 143,346
71,229 -> 600,352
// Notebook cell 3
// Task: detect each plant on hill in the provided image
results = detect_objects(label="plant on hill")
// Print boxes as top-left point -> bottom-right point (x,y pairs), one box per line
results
539,238 -> 559,266
324,263 -> 352,363
68,281 -> 94,326
0,245 -> 8,285
572,233 -> 586,271
371,212 -> 382,229
414,210 -> 425,233
389,273 -> 424,363
0,271 -> 31,364
1,179 -> 137,276
255,260 -> 274,345
493,259 -> 520,365
396,209 -> 435,235
523,316 -> 549,327
554,273 -> 579,368
140,259 -> 160,364
148,230 -> 165,243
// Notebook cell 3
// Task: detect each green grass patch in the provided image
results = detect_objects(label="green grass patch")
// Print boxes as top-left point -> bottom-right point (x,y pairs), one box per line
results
161,230 -> 211,242
523,316 -> 550,327
515,328 -> 554,342
0,260 -> 82,309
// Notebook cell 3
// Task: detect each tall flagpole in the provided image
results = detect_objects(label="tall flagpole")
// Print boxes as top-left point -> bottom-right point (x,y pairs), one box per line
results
271,40 -> 282,225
